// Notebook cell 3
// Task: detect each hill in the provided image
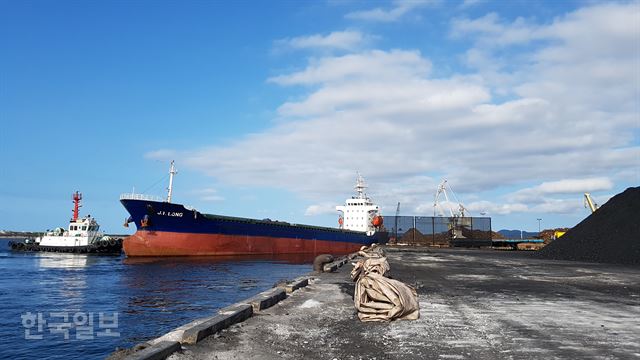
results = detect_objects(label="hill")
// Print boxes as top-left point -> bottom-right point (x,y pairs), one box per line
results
498,229 -> 539,239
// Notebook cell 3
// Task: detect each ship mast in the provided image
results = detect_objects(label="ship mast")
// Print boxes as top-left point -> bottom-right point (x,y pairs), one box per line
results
167,160 -> 177,203
355,172 -> 367,199
72,191 -> 82,221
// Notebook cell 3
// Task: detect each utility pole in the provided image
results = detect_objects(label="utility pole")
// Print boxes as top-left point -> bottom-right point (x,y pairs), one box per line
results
537,218 -> 542,234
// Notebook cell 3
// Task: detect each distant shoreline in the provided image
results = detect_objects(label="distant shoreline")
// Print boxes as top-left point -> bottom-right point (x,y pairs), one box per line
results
0,233 -> 130,239
0,233 -> 41,239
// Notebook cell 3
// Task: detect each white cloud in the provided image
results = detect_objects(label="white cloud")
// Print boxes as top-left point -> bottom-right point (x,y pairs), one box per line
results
467,197 -> 589,216
275,30 -> 373,51
268,50 -> 431,86
304,203 -> 337,216
148,3 -> 639,221
452,4 -> 640,106
466,197 -> 589,216
451,13 -> 540,47
508,178 -> 614,203
465,178 -> 617,216
190,188 -> 224,202
466,201 -> 529,216
345,0 -> 436,22
530,199 -> 583,215
459,0 -> 483,9
145,149 -> 178,160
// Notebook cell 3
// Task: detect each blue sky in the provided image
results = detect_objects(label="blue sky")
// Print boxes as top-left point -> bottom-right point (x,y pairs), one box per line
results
1,0 -> 638,233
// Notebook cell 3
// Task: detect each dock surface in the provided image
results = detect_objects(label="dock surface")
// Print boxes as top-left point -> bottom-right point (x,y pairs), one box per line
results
170,248 -> 640,359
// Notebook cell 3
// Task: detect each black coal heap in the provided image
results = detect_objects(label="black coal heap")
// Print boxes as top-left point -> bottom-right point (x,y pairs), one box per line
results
537,187 -> 640,265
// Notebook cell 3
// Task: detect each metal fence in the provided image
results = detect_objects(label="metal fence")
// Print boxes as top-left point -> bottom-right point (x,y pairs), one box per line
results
385,216 -> 492,247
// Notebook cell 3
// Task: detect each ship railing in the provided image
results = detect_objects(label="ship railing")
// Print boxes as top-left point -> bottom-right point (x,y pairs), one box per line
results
120,193 -> 165,202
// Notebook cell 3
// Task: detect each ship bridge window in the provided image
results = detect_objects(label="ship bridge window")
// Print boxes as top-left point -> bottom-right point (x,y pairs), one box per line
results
82,226 -> 87,230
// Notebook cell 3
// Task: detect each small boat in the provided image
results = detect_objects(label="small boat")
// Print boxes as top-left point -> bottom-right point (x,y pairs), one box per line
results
9,191 -> 122,254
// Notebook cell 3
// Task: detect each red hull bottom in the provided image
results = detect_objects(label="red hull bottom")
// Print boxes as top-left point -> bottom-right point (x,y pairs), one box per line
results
123,231 -> 366,257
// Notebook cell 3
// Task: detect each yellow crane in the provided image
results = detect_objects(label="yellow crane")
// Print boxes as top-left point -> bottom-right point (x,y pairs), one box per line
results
584,193 -> 598,213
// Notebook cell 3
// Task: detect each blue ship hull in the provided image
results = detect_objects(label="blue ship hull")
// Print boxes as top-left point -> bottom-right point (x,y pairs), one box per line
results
120,199 -> 388,256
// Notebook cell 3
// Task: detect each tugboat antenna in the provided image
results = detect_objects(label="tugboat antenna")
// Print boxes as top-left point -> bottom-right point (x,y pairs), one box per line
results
167,161 -> 177,203
72,191 -> 82,221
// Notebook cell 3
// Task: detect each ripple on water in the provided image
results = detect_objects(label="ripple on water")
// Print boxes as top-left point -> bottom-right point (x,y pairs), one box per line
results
0,240 -> 312,360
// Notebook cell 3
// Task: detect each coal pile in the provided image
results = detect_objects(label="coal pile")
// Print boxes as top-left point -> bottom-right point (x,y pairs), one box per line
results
537,187 -> 640,265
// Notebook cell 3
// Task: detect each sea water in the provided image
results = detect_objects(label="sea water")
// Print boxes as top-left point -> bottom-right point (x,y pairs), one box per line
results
0,238 -> 312,359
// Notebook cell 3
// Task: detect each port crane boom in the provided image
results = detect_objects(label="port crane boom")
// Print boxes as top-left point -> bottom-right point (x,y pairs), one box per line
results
433,180 -> 468,217
584,193 -> 598,213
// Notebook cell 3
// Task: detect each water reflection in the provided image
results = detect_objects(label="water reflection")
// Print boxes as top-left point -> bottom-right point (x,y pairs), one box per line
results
122,253 -> 318,266
1,239 -> 313,359
37,253 -> 89,269
35,253 -> 95,310
119,253 -> 314,340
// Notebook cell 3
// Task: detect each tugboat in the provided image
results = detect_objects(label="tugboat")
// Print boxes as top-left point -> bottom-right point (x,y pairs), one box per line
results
9,191 -> 122,254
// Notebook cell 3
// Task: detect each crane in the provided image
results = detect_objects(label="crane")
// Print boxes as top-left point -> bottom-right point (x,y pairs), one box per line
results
584,193 -> 598,213
433,180 -> 469,217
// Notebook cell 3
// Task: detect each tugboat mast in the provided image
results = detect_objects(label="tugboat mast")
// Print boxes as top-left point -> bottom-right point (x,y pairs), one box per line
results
167,160 -> 177,203
72,191 -> 82,221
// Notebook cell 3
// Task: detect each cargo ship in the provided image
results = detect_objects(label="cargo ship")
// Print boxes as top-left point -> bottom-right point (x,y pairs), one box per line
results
120,162 -> 387,256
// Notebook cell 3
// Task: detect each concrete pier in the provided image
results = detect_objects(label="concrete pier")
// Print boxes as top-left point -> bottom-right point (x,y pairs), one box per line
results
168,247 -> 640,360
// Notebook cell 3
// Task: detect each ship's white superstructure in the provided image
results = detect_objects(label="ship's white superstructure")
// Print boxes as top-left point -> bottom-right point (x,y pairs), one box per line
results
336,174 -> 383,235
37,215 -> 106,247
35,192 -> 112,248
